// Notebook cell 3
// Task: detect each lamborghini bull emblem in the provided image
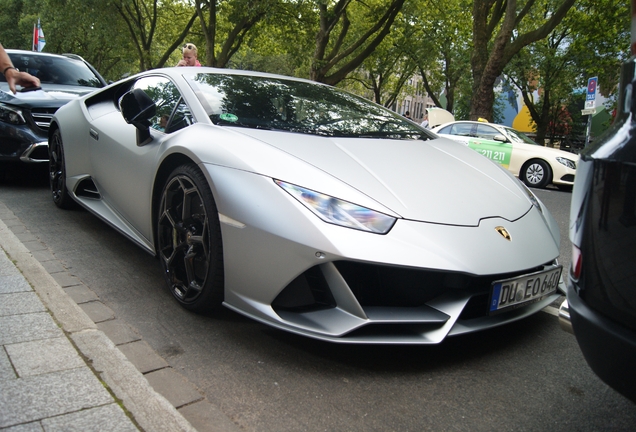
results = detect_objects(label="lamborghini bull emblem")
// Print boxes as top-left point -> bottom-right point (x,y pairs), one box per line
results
495,226 -> 511,241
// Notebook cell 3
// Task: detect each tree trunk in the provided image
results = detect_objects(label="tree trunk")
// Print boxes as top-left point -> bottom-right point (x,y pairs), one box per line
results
469,0 -> 576,121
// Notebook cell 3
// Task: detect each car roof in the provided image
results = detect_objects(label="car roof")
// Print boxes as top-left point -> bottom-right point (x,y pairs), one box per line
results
7,49 -> 74,59
434,120 -> 507,130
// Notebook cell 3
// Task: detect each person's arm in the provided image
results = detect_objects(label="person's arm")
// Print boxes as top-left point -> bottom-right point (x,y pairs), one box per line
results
0,44 -> 40,94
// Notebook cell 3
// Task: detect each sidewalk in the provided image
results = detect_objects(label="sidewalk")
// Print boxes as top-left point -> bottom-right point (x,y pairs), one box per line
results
0,210 -> 196,431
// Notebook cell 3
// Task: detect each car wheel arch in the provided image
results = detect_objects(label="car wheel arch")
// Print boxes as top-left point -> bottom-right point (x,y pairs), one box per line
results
151,153 -> 201,252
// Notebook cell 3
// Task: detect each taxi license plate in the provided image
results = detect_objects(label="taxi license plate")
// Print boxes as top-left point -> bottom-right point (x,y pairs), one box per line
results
489,266 -> 562,314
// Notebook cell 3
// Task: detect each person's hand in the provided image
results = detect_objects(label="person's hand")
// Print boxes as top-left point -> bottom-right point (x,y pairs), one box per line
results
176,59 -> 187,67
5,68 -> 40,94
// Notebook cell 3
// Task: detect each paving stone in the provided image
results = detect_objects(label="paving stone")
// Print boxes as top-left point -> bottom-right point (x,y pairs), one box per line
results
1,422 -> 44,431
0,347 -> 17,381
0,274 -> 32,294
0,292 -> 46,317
40,403 -> 138,432
0,251 -> 18,276
63,285 -> 99,304
38,259 -> 65,274
50,272 -> 82,288
178,400 -> 241,432
21,240 -> 47,252
30,249 -> 56,263
0,367 -> 113,428
117,340 -> 168,373
97,319 -> 141,345
78,301 -> 115,323
8,224 -> 27,234
0,313 -> 62,345
2,219 -> 22,228
144,368 -> 203,409
6,337 -> 85,377
13,232 -> 38,244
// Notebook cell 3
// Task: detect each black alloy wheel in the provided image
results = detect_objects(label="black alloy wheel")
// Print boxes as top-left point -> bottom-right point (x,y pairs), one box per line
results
522,159 -> 551,189
49,129 -> 75,209
157,164 -> 224,313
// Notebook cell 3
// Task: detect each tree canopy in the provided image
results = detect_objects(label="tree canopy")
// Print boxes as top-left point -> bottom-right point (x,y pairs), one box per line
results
0,0 -> 628,137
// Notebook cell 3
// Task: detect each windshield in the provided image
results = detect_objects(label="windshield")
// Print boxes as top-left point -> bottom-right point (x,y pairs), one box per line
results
505,127 -> 538,145
1,53 -> 104,88
185,73 -> 432,140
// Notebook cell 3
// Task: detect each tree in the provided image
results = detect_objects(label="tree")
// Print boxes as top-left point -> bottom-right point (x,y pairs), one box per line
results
340,17 -> 416,106
403,0 -> 472,114
308,0 -> 406,85
504,0 -> 629,145
0,0 -> 27,49
113,0 -> 198,71
470,0 -> 576,121
34,0 -> 138,80
193,0 -> 279,68
505,28 -> 577,145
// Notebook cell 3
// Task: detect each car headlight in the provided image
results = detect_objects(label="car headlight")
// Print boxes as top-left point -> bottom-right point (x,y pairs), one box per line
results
0,103 -> 26,125
275,180 -> 396,234
556,156 -> 576,170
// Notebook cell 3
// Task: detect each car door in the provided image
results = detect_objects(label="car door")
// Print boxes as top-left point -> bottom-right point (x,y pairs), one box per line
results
466,124 -> 513,169
87,75 -> 193,242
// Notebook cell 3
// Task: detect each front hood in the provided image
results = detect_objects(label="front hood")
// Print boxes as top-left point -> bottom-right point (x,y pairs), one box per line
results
230,129 -> 533,226
0,84 -> 96,108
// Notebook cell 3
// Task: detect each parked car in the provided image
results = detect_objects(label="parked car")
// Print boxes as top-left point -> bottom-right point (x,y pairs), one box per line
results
0,49 -> 106,164
431,120 -> 578,189
49,68 -> 565,343
558,56 -> 636,402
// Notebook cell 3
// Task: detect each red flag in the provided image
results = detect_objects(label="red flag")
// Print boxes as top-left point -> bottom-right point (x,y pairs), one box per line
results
32,23 -> 38,51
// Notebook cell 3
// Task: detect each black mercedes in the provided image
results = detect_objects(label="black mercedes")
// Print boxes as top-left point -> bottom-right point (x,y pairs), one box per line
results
559,54 -> 636,403
0,49 -> 106,163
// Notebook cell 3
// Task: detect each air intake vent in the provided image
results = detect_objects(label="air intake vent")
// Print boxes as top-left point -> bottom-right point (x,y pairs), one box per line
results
30,108 -> 58,130
75,178 -> 101,199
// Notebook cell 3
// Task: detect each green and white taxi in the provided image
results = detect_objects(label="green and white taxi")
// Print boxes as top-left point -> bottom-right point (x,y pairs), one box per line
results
431,120 -> 577,189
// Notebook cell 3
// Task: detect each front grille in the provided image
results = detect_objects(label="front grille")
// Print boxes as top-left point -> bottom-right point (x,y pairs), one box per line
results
273,261 -> 550,314
30,107 -> 58,131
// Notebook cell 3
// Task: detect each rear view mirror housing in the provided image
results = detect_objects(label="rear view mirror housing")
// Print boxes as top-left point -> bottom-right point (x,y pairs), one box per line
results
119,88 -> 156,146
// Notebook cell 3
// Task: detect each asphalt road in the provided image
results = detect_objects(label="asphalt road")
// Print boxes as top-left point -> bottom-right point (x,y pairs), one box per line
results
1,164 -> 635,431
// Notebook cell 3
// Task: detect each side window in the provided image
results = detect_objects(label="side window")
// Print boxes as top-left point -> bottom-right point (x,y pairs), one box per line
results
475,125 -> 500,140
166,100 -> 194,134
450,123 -> 473,137
132,76 -> 194,133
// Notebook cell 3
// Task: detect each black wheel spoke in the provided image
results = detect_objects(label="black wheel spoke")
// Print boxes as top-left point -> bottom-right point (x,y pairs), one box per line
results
157,166 -> 221,310
49,130 -> 75,209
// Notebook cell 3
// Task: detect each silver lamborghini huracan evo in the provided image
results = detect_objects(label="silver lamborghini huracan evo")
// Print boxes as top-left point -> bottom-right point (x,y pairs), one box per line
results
48,68 -> 564,344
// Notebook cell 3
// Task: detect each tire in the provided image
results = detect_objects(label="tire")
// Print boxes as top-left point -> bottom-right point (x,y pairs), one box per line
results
521,159 -> 551,189
156,164 -> 224,313
49,129 -> 76,209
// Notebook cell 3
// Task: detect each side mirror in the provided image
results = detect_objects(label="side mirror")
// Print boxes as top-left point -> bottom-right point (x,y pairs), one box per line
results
493,134 -> 507,142
119,88 -> 156,146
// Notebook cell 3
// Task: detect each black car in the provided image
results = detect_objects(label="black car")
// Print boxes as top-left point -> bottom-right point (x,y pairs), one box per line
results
0,50 -> 106,163
559,55 -> 636,403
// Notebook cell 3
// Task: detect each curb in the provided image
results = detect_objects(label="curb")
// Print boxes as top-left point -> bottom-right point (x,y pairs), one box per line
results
0,214 -> 196,432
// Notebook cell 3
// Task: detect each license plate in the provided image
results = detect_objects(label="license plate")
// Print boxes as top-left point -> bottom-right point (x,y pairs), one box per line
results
489,266 -> 562,314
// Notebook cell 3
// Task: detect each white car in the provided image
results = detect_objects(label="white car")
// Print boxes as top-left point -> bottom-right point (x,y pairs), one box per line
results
431,120 -> 578,189
47,68 -> 565,344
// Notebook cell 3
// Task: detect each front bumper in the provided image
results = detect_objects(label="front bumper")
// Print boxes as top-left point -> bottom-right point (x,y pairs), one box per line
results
0,121 -> 49,163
